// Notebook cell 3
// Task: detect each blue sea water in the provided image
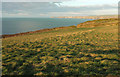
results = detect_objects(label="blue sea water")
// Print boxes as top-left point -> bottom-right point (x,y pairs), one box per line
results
2,18 -> 93,34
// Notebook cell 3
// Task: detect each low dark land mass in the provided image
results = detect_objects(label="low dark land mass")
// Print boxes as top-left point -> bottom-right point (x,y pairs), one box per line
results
2,18 -> 120,76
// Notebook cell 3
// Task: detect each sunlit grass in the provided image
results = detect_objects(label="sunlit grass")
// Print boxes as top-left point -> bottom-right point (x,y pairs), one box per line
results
2,18 -> 119,75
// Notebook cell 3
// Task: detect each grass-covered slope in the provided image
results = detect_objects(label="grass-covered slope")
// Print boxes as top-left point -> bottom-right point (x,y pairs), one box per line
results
2,18 -> 119,76
77,18 -> 118,28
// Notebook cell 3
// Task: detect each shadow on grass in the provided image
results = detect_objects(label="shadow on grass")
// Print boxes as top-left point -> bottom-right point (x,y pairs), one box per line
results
90,49 -> 119,54
42,63 -> 64,76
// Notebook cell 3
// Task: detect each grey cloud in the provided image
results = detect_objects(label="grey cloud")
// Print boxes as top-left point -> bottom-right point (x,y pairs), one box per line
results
2,2 -> 118,17
2,2 -> 59,13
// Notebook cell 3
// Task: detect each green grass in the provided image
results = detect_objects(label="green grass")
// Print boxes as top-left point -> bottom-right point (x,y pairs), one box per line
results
2,18 -> 120,76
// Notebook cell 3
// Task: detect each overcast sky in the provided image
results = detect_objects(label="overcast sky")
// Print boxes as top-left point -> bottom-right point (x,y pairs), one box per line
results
2,0 -> 119,17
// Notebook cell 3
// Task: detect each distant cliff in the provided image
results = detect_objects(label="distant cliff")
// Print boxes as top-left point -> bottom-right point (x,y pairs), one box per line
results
51,15 -> 118,19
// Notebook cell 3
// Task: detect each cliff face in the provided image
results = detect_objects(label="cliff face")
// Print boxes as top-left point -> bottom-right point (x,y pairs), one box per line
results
77,18 -> 118,28
52,15 -> 118,19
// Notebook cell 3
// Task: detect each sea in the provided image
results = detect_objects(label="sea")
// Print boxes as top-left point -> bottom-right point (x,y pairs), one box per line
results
2,18 -> 93,35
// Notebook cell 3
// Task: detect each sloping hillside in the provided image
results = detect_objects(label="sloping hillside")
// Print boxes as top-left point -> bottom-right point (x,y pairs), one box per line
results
77,18 -> 118,28
2,18 -> 119,76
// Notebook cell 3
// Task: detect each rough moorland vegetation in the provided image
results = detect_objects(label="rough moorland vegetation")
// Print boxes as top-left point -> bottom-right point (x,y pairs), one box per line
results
77,18 -> 118,28
2,18 -> 119,76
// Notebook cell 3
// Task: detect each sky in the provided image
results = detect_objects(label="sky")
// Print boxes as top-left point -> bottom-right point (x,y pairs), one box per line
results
2,0 -> 119,17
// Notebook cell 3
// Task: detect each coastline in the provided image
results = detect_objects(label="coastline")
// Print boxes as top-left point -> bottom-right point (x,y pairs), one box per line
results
2,17 -> 117,38
2,26 -> 75,38
51,15 -> 118,19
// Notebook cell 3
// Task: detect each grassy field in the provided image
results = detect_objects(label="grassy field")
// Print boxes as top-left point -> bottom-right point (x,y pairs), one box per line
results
2,18 -> 120,76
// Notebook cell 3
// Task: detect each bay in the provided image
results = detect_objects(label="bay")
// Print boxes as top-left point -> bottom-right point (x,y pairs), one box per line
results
2,18 -> 93,34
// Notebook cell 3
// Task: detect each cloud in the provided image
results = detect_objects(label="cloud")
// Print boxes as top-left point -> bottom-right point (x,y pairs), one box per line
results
2,0 -> 70,2
2,2 -> 118,17
39,14 -> 47,16
92,9 -> 118,15
47,8 -> 118,16
61,0 -> 119,7
15,13 -> 29,16
3,12 -> 29,17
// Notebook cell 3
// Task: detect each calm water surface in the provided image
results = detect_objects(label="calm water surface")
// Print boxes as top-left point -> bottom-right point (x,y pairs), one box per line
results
2,18 -> 93,34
